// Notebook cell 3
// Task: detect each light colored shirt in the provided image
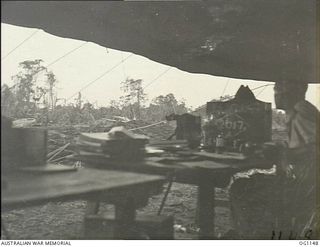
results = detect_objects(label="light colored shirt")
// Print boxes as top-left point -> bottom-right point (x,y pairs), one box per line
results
286,100 -> 319,149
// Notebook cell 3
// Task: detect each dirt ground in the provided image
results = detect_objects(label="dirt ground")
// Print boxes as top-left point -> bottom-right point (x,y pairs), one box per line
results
1,125 -> 286,240
1,184 -> 231,240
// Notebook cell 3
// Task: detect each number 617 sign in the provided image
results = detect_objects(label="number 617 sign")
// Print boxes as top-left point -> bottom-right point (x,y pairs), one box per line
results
207,98 -> 272,143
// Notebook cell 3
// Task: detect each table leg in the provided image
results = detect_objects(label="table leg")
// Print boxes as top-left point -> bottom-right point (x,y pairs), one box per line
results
85,201 -> 100,215
114,199 -> 136,239
157,175 -> 174,216
198,183 -> 215,239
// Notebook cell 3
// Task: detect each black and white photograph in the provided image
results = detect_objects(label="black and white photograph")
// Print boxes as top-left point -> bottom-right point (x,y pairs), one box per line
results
1,0 -> 319,242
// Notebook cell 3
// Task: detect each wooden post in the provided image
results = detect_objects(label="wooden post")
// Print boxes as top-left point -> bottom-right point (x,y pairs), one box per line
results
114,199 -> 136,239
198,183 -> 215,239
85,201 -> 100,215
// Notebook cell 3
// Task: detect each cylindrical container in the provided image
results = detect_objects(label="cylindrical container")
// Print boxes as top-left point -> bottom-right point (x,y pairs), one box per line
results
21,128 -> 47,166
241,142 -> 254,156
3,127 -> 47,168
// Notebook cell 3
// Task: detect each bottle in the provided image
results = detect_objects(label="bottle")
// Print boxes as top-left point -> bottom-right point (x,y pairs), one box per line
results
241,141 -> 254,156
215,134 -> 225,154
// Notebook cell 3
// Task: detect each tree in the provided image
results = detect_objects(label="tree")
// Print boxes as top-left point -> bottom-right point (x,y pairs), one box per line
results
152,93 -> 189,114
120,78 -> 146,119
144,93 -> 190,122
81,102 -> 96,123
45,71 -> 58,110
107,100 -> 122,116
1,84 -> 17,117
75,92 -> 83,109
9,59 -> 58,118
12,59 -> 46,105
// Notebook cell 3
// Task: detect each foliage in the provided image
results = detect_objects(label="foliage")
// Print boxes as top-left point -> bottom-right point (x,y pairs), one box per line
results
144,93 -> 190,121
45,71 -> 58,110
272,109 -> 286,130
2,65 -> 191,125
211,94 -> 234,102
1,84 -> 17,117
12,59 -> 46,105
120,78 -> 146,119
3,59 -> 58,119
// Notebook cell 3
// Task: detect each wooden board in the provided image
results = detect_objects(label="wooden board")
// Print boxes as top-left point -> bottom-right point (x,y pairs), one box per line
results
178,160 -> 232,170
2,168 -> 165,209
19,163 -> 78,173
193,151 -> 247,161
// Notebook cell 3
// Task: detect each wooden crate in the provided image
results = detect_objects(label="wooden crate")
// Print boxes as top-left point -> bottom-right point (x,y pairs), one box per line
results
84,213 -> 174,240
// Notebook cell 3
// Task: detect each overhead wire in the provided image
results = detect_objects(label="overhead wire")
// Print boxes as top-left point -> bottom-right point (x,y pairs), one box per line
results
45,42 -> 88,69
8,42 -> 88,82
128,120 -> 166,131
4,41 -> 88,93
66,53 -> 134,102
143,66 -> 172,90
255,85 -> 268,97
2,29 -> 40,61
194,83 -> 274,110
231,83 -> 274,97
251,83 -> 274,92
141,66 -> 173,114
121,51 -> 128,80
220,78 -> 230,98
31,42 -> 88,78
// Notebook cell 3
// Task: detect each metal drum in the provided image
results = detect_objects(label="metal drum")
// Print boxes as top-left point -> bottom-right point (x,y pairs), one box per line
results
2,127 -> 47,169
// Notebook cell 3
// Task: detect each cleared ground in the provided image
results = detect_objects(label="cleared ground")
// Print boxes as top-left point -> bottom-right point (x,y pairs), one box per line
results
1,123 -> 286,240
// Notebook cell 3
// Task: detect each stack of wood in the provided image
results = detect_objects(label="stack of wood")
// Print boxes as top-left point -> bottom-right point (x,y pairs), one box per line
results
76,126 -> 149,162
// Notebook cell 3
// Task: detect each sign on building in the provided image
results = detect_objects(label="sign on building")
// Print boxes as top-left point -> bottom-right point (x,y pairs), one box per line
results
205,85 -> 272,150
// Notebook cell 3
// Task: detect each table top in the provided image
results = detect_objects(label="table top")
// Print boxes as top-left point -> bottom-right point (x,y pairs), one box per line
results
72,150 -> 273,186
1,167 -> 165,209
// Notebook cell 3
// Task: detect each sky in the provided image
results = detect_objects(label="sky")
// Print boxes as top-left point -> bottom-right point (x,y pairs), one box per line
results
1,23 -> 319,110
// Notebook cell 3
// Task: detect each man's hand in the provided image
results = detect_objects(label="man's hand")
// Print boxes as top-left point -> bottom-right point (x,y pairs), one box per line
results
278,150 -> 295,179
263,141 -> 295,178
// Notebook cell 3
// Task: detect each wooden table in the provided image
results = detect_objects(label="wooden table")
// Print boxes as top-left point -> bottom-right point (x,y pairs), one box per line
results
153,155 -> 272,239
73,151 -> 272,239
1,167 -> 165,239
